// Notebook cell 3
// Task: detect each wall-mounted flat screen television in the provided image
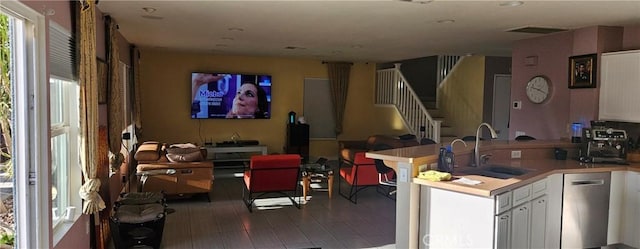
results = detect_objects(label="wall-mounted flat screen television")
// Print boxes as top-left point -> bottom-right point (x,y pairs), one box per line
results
191,72 -> 272,119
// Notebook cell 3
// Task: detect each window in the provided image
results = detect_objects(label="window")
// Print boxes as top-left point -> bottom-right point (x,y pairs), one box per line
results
49,77 -> 80,230
303,78 -> 336,139
1,1 -> 49,248
48,22 -> 80,243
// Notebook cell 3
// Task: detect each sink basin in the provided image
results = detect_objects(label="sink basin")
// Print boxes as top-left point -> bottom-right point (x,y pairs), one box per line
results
457,165 -> 535,179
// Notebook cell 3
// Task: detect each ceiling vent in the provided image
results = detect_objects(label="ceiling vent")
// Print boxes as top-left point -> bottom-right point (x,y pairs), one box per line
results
507,26 -> 568,34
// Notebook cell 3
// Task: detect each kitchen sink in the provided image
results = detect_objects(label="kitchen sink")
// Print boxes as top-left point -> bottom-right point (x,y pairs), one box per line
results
456,165 -> 535,179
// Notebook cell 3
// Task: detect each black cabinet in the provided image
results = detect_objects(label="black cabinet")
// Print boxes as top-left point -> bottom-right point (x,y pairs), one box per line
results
286,124 -> 309,163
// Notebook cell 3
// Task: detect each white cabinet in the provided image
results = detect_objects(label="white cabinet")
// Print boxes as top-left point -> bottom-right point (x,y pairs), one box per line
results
496,191 -> 512,215
511,203 -> 531,248
512,184 -> 532,207
493,177 -> 549,249
495,212 -> 511,249
621,171 -> 640,248
599,49 -> 640,122
544,174 -> 563,248
530,195 -> 548,249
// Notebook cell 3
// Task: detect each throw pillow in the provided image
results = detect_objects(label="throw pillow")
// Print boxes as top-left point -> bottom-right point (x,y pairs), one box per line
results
166,146 -> 203,162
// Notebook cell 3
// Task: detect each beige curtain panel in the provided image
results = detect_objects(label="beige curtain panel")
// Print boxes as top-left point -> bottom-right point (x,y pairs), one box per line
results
78,0 -> 106,216
327,62 -> 352,135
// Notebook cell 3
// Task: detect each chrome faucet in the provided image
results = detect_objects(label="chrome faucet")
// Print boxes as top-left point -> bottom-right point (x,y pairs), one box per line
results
473,123 -> 498,167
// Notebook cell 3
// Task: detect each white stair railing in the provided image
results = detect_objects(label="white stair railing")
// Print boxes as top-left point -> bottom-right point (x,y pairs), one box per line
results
376,64 -> 441,143
437,55 -> 462,85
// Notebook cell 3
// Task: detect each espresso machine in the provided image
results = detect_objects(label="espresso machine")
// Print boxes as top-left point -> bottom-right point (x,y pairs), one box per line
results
580,126 -> 628,164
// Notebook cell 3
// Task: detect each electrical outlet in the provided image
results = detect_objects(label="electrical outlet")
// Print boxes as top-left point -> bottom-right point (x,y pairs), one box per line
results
511,150 -> 522,159
428,163 -> 438,170
399,168 -> 409,183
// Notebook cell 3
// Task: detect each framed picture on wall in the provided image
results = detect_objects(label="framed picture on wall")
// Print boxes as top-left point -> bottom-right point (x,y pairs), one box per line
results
568,53 -> 597,89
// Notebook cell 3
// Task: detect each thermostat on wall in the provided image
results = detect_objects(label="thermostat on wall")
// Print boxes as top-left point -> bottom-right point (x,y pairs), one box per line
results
513,100 -> 522,109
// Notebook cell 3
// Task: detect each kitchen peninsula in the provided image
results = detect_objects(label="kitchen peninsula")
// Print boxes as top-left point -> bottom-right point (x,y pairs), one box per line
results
366,140 -> 640,248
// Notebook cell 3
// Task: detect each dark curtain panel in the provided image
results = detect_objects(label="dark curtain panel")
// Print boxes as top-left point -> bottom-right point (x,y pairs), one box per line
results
132,47 -> 142,133
106,16 -> 124,171
327,62 -> 352,135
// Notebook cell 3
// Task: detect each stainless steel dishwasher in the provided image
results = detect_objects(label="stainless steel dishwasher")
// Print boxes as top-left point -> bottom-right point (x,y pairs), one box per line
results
561,172 -> 611,248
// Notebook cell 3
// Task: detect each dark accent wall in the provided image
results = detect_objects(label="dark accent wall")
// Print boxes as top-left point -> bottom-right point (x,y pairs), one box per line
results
378,56 -> 438,102
401,57 -> 438,102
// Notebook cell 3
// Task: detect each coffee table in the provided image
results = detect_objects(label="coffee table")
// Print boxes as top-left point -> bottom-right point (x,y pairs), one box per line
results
301,163 -> 334,200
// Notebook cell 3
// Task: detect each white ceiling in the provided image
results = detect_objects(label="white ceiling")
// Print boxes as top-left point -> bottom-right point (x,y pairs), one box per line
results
97,0 -> 640,62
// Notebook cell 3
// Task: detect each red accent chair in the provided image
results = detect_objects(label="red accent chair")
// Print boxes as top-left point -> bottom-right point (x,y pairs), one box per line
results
339,152 -> 394,204
243,154 -> 302,212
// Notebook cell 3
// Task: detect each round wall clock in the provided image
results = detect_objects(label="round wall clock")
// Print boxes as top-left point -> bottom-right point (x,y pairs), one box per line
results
526,76 -> 551,104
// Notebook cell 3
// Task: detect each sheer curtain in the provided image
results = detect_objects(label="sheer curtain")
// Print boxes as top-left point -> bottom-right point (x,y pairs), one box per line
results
327,62 -> 352,135
78,0 -> 105,216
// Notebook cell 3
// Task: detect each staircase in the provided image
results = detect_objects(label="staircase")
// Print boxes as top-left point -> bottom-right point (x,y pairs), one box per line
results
375,56 -> 462,143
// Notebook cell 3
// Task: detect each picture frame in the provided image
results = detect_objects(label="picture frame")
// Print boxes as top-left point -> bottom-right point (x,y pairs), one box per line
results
568,53 -> 597,89
97,59 -> 108,104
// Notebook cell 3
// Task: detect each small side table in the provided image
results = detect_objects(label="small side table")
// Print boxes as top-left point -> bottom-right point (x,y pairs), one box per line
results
301,163 -> 333,200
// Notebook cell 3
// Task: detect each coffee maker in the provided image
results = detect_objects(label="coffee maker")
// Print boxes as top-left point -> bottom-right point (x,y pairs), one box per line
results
580,124 -> 628,164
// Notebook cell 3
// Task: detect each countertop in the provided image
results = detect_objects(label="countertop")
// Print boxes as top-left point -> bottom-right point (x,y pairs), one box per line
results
366,139 -> 640,197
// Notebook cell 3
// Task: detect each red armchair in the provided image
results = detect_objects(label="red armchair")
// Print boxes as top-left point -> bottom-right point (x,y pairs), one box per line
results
243,154 -> 302,212
339,152 -> 394,204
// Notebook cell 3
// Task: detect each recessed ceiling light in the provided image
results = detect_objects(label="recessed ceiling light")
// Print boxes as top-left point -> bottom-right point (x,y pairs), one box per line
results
228,28 -> 244,32
142,7 -> 156,14
499,1 -> 524,7
437,19 -> 455,24
141,15 -> 163,20
399,0 -> 433,4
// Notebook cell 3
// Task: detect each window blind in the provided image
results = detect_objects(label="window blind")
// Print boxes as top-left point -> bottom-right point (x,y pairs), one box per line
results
49,22 -> 76,80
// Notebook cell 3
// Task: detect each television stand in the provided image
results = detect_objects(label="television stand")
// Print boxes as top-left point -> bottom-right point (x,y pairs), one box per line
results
205,145 -> 267,167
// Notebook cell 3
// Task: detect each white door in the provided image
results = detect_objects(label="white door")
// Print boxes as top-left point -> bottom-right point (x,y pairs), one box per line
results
493,75 -> 511,140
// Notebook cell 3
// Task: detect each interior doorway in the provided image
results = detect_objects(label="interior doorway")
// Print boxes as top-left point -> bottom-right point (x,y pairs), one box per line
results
492,74 -> 511,140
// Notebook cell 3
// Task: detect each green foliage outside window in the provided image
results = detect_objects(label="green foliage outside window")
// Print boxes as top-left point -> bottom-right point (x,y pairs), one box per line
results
0,13 -> 14,246
0,13 -> 12,177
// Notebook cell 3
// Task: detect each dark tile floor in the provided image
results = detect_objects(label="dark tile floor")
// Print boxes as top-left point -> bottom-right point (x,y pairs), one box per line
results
129,165 -> 397,249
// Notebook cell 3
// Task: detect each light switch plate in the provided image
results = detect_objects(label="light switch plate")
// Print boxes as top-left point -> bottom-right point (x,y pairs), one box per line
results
511,150 -> 522,159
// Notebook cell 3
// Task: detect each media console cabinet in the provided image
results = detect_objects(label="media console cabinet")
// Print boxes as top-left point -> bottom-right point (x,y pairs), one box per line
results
205,145 -> 268,164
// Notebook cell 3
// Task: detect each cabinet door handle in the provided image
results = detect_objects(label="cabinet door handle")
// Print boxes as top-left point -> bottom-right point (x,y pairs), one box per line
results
501,215 -> 509,220
571,180 -> 605,186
